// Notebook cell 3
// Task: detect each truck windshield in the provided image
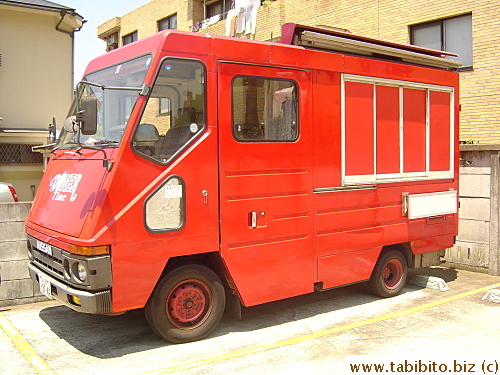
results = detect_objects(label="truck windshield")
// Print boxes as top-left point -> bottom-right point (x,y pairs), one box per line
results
57,55 -> 151,149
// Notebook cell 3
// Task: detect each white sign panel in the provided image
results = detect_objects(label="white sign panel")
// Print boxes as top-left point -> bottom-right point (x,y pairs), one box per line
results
163,185 -> 183,199
406,190 -> 457,219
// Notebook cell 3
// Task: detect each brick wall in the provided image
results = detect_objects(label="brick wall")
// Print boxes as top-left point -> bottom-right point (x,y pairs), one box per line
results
275,0 -> 500,144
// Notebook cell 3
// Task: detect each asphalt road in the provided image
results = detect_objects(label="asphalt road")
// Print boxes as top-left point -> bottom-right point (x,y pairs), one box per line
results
1,267 -> 499,375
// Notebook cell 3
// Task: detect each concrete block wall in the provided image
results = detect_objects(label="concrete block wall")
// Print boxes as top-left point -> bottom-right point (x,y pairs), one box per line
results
0,202 -> 45,307
446,146 -> 500,275
447,166 -> 490,272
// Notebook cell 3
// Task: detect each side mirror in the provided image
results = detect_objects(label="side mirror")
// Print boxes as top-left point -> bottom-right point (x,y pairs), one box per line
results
77,96 -> 98,135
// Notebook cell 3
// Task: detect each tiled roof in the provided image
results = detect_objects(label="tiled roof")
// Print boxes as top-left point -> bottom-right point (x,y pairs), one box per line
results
0,0 -> 75,12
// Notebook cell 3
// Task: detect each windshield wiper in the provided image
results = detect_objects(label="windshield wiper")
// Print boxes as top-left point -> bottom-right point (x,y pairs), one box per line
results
80,80 -> 150,95
85,140 -> 120,145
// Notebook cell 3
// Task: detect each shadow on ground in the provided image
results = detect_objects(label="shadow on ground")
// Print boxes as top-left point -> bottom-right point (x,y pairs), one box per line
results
38,267 -> 456,359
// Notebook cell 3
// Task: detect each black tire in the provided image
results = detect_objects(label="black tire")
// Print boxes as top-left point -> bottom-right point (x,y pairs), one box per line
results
145,264 -> 225,343
368,249 -> 407,298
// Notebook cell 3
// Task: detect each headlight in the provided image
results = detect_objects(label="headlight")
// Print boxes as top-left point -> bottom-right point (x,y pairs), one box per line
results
74,262 -> 87,282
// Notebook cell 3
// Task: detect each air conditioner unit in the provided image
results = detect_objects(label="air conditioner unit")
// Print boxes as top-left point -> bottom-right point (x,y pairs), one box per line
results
107,34 -> 118,46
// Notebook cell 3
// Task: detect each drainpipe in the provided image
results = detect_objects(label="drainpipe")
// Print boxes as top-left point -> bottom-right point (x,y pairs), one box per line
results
55,10 -> 86,93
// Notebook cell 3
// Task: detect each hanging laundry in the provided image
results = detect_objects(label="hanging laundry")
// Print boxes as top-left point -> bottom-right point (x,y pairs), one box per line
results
244,6 -> 253,35
235,11 -> 246,33
207,14 -> 221,26
226,8 -> 239,36
250,2 -> 259,34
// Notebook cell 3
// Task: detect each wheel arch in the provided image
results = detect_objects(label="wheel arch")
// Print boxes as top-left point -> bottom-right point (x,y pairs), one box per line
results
147,252 -> 240,305
379,242 -> 413,269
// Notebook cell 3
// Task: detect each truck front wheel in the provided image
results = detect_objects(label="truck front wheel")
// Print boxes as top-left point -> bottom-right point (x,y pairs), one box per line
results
145,264 -> 226,343
368,249 -> 407,298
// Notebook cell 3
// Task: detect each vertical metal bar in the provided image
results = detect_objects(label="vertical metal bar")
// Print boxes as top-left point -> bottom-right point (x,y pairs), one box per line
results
426,89 -> 430,176
489,153 -> 500,276
399,86 -> 404,175
341,75 -> 346,185
373,83 -> 377,180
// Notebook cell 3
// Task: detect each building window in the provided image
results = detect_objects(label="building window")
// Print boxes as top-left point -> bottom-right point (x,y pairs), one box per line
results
158,14 -> 177,31
207,0 -> 232,18
122,31 -> 138,46
410,14 -> 472,69
232,77 -> 298,142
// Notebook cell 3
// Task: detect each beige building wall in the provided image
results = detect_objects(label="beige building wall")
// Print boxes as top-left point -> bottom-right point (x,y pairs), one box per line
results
98,0 -> 500,144
0,4 -> 81,200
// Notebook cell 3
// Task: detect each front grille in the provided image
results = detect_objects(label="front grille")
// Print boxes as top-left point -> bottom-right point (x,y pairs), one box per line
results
27,234 -> 112,291
33,250 -> 64,277
28,236 -> 66,280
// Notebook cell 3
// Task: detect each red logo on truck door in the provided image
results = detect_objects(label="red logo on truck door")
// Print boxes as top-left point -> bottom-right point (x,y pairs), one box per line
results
49,172 -> 82,202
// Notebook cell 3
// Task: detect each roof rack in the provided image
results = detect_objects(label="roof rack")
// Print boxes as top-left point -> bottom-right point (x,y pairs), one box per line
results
280,23 -> 461,70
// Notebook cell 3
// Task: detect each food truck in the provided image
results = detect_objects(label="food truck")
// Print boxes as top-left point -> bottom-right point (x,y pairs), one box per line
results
26,23 -> 460,343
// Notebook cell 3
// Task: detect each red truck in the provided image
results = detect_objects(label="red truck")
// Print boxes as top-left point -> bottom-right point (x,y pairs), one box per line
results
26,24 -> 460,343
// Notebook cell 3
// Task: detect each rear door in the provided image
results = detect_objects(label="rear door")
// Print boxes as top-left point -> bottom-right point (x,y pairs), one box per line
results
218,63 -> 315,306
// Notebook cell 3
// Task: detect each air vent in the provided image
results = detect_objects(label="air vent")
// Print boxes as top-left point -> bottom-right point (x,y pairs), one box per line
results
0,143 -> 43,165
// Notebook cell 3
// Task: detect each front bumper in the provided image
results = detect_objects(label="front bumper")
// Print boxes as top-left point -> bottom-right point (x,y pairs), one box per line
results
28,263 -> 112,314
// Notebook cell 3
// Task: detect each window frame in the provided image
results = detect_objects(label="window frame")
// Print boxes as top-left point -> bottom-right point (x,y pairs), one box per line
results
341,74 -> 455,186
122,31 -> 138,46
410,13 -> 473,71
157,14 -> 177,31
144,175 -> 186,233
206,0 -> 232,18
231,75 -> 300,143
131,57 -> 207,165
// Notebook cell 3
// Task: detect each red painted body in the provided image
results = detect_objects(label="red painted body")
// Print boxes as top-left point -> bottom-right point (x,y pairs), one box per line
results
26,27 -> 459,313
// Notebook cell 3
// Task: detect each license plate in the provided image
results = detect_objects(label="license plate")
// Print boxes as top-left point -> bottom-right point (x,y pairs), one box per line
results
39,274 -> 52,299
36,240 -> 52,256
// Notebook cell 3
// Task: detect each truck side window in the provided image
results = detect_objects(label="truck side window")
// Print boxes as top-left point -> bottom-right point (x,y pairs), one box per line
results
232,76 -> 298,141
133,59 -> 205,163
145,176 -> 184,232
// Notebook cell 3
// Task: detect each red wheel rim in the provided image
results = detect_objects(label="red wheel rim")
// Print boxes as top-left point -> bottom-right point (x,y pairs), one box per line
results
167,280 -> 212,329
382,259 -> 403,290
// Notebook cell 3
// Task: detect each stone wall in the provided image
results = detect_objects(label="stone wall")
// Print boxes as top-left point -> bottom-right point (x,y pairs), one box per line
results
0,202 -> 45,307
445,145 -> 500,275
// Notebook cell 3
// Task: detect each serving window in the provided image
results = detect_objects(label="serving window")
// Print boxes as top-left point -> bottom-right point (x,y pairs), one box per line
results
342,74 -> 454,185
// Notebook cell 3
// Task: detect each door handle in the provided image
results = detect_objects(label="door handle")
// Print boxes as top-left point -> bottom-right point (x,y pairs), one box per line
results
251,211 -> 257,228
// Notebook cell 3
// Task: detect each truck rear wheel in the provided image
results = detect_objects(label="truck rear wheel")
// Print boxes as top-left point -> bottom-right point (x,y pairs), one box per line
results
368,249 -> 407,298
145,264 -> 225,343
